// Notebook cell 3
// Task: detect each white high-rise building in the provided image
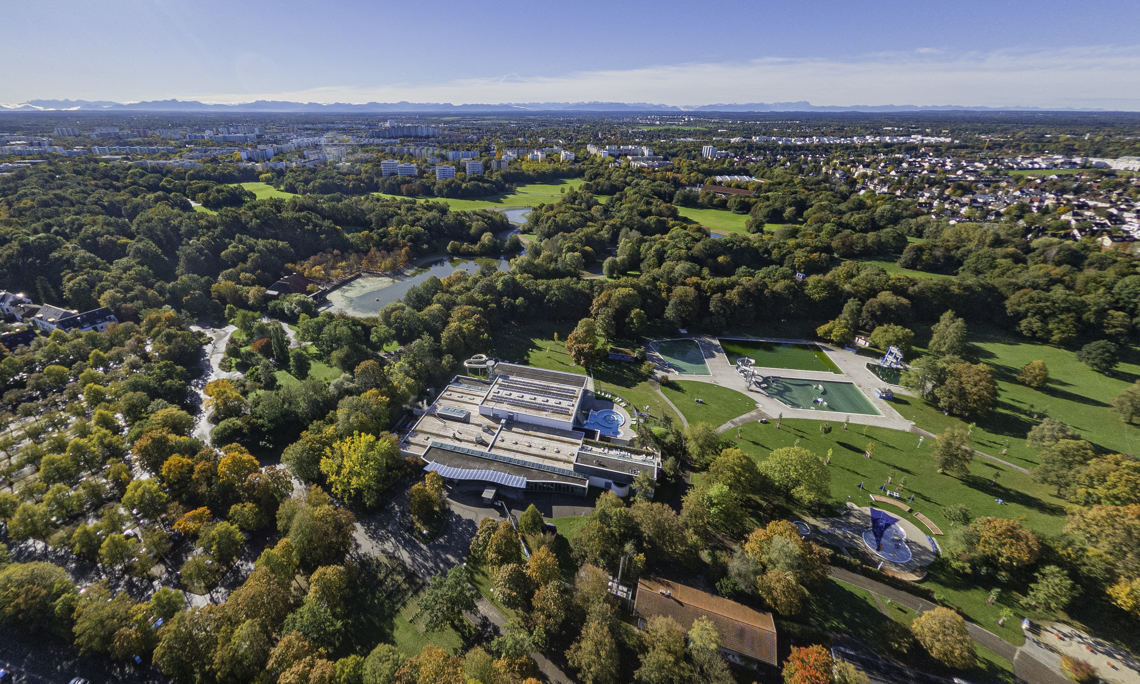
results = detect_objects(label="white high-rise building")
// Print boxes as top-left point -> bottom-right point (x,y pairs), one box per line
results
397,163 -> 418,177
380,160 -> 399,176
701,146 -> 717,159
435,165 -> 455,180
465,160 -> 483,175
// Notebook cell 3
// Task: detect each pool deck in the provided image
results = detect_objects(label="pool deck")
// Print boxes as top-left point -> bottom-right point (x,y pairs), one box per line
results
645,335 -> 914,432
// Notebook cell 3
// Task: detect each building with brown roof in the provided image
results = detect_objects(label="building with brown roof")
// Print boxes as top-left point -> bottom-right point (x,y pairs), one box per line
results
266,273 -> 317,299
700,184 -> 755,197
634,577 -> 777,667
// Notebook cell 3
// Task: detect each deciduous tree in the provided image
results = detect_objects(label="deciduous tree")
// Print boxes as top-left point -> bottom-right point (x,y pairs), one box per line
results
910,607 -> 976,669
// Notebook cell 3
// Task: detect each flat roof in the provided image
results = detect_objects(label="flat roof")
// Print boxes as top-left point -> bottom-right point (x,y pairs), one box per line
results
635,577 -> 777,666
479,368 -> 586,424
423,445 -> 587,487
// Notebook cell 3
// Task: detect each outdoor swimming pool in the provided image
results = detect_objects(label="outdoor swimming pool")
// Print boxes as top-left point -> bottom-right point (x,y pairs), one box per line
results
761,377 -> 880,415
719,338 -> 841,374
650,338 -> 710,375
584,409 -> 625,438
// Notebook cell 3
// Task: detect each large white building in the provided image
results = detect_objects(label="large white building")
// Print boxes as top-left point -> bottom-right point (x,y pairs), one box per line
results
435,165 -> 455,180
702,145 -> 717,159
401,362 -> 660,499
397,163 -> 418,177
465,160 -> 483,175
380,160 -> 400,176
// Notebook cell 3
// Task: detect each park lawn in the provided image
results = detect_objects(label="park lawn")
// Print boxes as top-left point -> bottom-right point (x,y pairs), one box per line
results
855,255 -> 954,280
192,204 -> 216,214
295,345 -> 344,382
241,181 -> 297,200
968,325 -> 1140,460
730,414 -> 1067,537
660,380 -> 759,428
274,370 -> 300,387
375,178 -> 586,211
675,206 -> 754,235
549,515 -> 590,543
392,591 -> 465,657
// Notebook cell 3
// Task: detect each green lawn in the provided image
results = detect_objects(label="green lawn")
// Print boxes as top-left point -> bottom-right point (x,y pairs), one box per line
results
730,406 -> 1067,537
660,381 -> 759,428
240,181 -> 298,200
391,591 -> 464,657
966,325 -> 1140,461
675,206 -> 755,235
294,344 -> 345,382
854,255 -> 954,280
548,515 -> 590,543
375,178 -> 586,211
192,204 -> 216,214
719,339 -> 841,373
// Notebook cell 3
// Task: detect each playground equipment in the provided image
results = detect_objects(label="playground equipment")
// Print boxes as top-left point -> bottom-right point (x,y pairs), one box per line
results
880,346 -> 904,369
736,356 -> 761,388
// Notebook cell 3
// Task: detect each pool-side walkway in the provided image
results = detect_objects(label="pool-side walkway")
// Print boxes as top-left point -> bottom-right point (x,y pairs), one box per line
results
646,335 -> 914,432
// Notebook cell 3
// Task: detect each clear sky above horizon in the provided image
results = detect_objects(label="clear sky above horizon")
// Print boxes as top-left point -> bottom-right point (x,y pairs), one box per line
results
3,0 -> 1140,109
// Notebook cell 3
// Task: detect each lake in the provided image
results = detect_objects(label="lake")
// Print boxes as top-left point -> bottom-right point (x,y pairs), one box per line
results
324,255 -> 511,317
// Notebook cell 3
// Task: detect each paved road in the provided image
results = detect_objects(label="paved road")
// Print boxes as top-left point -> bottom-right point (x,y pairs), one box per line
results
0,623 -> 167,684
188,325 -> 240,444
829,566 -> 1083,684
654,386 -> 688,427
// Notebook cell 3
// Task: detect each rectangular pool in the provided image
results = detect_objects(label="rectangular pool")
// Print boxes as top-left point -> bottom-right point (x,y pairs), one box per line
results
761,377 -> 879,415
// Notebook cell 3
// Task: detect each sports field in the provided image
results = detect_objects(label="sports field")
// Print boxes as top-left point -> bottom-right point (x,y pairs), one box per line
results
763,377 -> 879,415
651,338 -> 710,375
720,339 -> 842,373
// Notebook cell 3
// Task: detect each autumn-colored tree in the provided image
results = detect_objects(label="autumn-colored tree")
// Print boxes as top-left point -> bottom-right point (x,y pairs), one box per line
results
485,520 -> 523,569
320,432 -> 402,508
783,645 -> 834,684
394,644 -> 465,684
566,611 -> 621,684
527,545 -> 561,587
565,319 -> 603,368
910,607 -> 976,669
974,516 -> 1041,572
160,455 -> 195,499
1017,360 -> 1049,388
408,471 -> 446,530
217,444 -> 260,486
1065,504 -> 1140,591
937,362 -> 998,420
759,569 -> 807,616
635,615 -> 690,684
173,507 -> 214,538
204,378 -> 245,421
494,563 -> 533,612
1074,453 -> 1140,506
132,428 -> 180,474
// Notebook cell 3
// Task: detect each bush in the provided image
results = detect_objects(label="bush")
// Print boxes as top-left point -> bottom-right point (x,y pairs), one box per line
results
1061,655 -> 1097,684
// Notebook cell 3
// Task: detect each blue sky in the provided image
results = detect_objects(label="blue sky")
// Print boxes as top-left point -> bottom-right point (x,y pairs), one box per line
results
3,0 -> 1139,108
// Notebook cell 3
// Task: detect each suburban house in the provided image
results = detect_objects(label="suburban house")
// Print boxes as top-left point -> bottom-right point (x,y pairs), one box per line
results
57,307 -> 119,333
31,304 -> 79,331
0,328 -> 36,351
634,577 -> 778,668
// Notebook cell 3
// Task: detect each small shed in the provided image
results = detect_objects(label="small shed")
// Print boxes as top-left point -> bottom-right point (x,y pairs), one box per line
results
481,488 -> 497,504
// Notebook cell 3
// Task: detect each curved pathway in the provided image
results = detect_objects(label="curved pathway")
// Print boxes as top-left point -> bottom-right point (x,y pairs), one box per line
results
189,325 -> 241,444
910,426 -> 1029,474
654,386 -> 688,427
830,566 -> 1072,684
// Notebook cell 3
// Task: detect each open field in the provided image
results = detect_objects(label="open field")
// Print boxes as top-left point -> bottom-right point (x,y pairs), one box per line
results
720,339 -> 842,373
376,178 -> 587,211
240,181 -> 298,200
192,204 -> 216,214
392,591 -> 464,656
675,206 -> 755,234
854,255 -> 955,280
660,381 -> 760,427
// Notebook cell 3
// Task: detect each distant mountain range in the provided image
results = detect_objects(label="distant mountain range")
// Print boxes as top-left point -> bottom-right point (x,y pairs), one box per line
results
0,99 -> 1111,113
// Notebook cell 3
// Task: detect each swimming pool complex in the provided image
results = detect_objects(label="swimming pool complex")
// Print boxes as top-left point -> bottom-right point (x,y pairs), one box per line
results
760,377 -> 880,415
583,409 -> 626,438
650,338 -> 710,375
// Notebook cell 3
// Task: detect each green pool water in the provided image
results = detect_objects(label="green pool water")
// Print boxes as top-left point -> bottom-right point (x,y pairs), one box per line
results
762,377 -> 879,415
720,339 -> 841,374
